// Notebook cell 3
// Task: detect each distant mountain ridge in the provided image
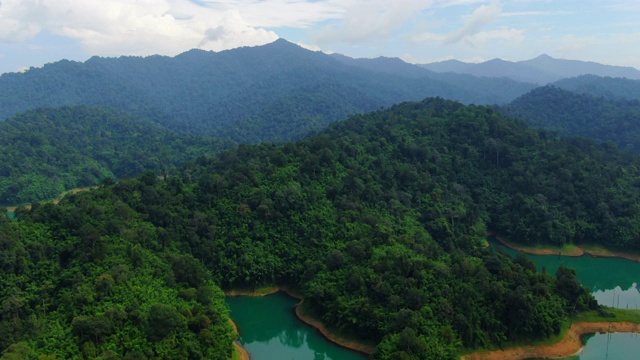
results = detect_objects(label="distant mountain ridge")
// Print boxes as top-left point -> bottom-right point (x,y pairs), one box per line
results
421,54 -> 640,84
0,39 -> 535,143
553,74 -> 640,101
499,85 -> 640,153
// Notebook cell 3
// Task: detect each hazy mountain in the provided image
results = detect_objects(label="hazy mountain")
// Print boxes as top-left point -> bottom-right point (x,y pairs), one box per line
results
418,59 -> 471,73
421,54 -> 640,84
553,74 -> 640,101
0,39 -> 534,144
329,53 -> 434,78
499,85 -> 640,153
521,54 -> 640,81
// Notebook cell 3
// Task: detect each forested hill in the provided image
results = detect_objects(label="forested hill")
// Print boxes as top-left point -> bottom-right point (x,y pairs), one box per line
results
0,105 -> 233,204
9,97 -> 640,359
553,74 -> 640,100
0,39 -> 534,143
499,85 -> 640,153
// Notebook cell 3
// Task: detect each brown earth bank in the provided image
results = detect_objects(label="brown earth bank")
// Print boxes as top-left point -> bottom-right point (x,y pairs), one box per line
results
491,233 -> 640,262
233,342 -> 251,360
226,286 -> 373,356
293,298 -> 374,356
225,288 -> 280,297
462,322 -> 640,360
229,319 -> 250,360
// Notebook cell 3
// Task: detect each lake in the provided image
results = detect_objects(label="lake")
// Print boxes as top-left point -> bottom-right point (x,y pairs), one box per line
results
489,238 -> 640,310
227,292 -> 368,360
490,238 -> 640,359
227,241 -> 640,360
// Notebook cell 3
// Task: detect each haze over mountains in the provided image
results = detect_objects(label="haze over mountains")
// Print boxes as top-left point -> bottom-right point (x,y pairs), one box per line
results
3,38 -> 640,206
2,40 -> 638,140
421,54 -> 640,85
0,39 -> 539,144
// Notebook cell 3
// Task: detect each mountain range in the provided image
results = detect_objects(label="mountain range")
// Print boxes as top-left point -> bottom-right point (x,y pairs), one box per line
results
0,39 -> 536,143
421,54 -> 640,85
2,39 -> 640,207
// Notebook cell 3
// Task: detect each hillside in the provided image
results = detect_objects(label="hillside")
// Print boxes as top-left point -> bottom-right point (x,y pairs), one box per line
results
421,54 -> 640,84
8,97 -> 640,359
499,86 -> 640,153
0,105 -> 232,204
0,39 -> 534,143
553,74 -> 640,100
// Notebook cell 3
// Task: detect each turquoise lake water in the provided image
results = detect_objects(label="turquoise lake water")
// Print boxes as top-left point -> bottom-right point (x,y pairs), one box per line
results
227,292 -> 368,360
490,238 -> 640,359
227,239 -> 640,359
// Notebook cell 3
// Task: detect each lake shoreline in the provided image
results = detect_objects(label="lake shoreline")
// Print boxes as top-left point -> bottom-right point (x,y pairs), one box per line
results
491,233 -> 640,263
293,298 -> 375,356
225,286 -> 374,357
462,321 -> 640,360
228,319 -> 251,360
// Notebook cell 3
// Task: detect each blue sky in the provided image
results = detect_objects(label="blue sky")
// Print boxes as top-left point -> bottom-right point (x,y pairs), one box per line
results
1,0 -> 639,74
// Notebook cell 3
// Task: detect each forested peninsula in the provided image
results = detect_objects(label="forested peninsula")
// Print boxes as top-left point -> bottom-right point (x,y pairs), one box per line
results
7,98 -> 640,359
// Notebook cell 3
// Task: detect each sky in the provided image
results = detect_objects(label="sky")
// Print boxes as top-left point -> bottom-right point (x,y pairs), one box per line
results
1,0 -> 640,75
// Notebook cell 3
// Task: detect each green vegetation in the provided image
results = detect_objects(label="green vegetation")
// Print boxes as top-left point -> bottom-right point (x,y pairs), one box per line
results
0,105 -> 232,204
0,192 -> 235,359
0,40 -> 534,144
500,85 -> 640,153
6,98 -> 629,359
554,74 -> 640,101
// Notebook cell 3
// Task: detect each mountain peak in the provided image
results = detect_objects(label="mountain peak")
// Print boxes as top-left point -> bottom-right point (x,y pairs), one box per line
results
267,38 -> 301,49
534,54 -> 554,60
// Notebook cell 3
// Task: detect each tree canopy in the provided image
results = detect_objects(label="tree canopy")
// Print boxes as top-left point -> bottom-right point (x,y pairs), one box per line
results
0,105 -> 232,204
3,98 -> 619,359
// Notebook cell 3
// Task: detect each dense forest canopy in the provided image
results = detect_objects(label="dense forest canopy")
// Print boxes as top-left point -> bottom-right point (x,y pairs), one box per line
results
0,105 -> 232,205
0,40 -> 535,143
6,98 -> 632,359
499,85 -> 640,153
553,75 -> 640,101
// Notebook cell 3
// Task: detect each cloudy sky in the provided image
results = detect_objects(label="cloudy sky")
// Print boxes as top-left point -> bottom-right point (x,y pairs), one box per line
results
1,0 -> 639,74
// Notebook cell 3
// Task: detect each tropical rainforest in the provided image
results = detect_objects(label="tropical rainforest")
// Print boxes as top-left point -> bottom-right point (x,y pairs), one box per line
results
0,40 -> 535,143
8,97 -> 638,359
553,74 -> 640,101
500,85 -> 640,153
0,105 -> 232,205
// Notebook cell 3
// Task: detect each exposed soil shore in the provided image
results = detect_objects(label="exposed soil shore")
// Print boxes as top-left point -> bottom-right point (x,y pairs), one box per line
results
226,286 -> 374,357
228,319 -> 251,360
492,233 -> 640,262
462,321 -> 640,360
293,298 -> 374,356
225,287 -> 280,297
233,342 -> 251,360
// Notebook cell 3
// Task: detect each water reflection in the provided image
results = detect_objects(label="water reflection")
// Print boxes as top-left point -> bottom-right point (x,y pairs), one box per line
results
227,292 -> 367,360
488,238 -> 640,308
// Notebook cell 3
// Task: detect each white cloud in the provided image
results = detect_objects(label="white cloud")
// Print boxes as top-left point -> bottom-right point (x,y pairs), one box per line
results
0,0 -> 280,57
443,2 -> 502,44
412,31 -> 444,43
466,28 -> 525,44
313,0 -> 437,44
293,41 -> 322,52
199,0 -> 346,28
